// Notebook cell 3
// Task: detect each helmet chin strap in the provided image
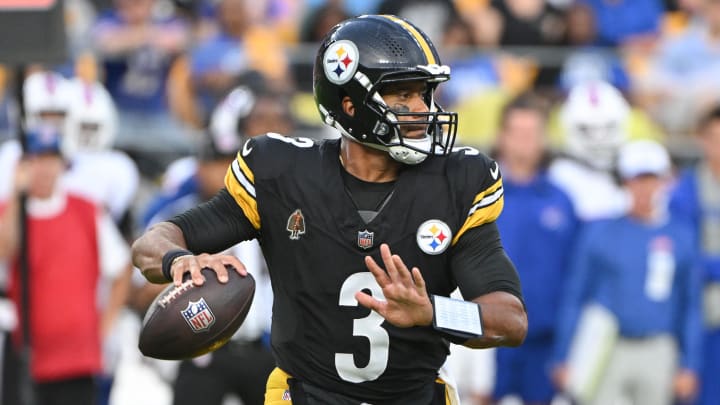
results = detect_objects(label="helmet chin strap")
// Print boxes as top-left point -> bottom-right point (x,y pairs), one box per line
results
340,131 -> 430,165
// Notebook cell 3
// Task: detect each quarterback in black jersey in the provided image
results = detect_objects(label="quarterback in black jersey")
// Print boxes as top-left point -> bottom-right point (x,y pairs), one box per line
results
133,15 -> 527,405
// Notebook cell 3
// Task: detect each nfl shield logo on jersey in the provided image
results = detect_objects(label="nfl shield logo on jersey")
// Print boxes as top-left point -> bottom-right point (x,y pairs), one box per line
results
181,298 -> 216,333
357,229 -> 374,250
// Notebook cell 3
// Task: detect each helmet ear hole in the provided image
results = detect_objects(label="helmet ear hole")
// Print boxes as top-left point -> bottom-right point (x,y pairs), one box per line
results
341,96 -> 355,117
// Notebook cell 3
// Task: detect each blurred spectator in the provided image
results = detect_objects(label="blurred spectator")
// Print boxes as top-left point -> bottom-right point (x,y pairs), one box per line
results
643,0 -> 720,134
299,2 -> 349,43
65,0 -> 98,57
580,0 -> 665,46
548,80 -> 630,221
438,15 -> 500,108
491,94 -> 578,404
93,0 -> 193,158
304,0 -> 383,17
490,0 -> 566,46
377,0 -> 458,44
558,2 -> 631,93
670,105 -> 720,405
438,15 -> 505,149
490,0 -> 567,88
552,140 -> 702,405
0,127 -> 130,405
189,0 -> 290,118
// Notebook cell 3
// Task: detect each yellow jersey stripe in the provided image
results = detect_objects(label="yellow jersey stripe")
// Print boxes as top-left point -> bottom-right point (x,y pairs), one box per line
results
224,163 -> 260,230
472,178 -> 502,205
380,15 -> 436,65
452,187 -> 504,245
236,152 -> 255,183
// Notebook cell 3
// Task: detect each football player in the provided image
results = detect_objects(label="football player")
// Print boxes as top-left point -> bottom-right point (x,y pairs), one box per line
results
548,80 -> 631,221
133,15 -> 527,404
61,77 -> 140,228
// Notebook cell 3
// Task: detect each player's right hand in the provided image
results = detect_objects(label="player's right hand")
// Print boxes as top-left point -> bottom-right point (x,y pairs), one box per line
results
551,364 -> 569,391
170,253 -> 247,287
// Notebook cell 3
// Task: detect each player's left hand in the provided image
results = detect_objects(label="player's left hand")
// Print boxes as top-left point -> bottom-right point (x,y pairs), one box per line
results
673,368 -> 698,402
357,243 -> 433,328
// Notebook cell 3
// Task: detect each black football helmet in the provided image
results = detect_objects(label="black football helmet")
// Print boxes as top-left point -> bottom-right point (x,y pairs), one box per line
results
313,15 -> 458,164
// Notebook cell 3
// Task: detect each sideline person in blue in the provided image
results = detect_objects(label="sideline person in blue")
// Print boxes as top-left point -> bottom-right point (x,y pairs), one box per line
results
492,94 -> 579,404
553,139 -> 702,405
669,105 -> 720,405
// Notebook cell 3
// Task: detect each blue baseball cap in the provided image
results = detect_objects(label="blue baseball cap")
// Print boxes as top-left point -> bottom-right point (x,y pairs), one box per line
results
24,126 -> 61,156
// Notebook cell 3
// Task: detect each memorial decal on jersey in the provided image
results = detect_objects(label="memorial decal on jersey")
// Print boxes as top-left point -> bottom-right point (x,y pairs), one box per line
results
357,229 -> 374,250
416,219 -> 452,255
181,298 -> 216,333
287,209 -> 306,240
323,40 -> 359,85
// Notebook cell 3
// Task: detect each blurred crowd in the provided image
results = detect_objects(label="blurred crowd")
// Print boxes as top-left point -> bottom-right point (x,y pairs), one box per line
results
1,0 -> 720,405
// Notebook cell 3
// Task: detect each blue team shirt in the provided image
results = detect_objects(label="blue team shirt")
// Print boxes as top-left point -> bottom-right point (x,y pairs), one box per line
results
189,33 -> 251,114
496,171 -> 578,339
670,167 -> 720,281
553,215 -> 703,371
94,11 -> 186,113
580,0 -> 663,46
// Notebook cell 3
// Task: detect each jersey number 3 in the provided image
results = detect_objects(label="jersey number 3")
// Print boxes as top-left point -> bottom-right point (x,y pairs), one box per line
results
335,272 -> 389,383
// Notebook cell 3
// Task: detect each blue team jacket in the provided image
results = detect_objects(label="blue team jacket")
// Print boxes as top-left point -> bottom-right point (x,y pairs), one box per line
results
497,172 -> 578,340
553,215 -> 703,372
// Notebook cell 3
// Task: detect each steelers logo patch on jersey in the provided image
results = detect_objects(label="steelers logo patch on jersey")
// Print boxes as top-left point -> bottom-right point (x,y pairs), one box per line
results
416,220 -> 452,255
323,40 -> 359,85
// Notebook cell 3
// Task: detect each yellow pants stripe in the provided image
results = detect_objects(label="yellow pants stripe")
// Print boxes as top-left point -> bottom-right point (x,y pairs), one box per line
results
264,367 -> 458,404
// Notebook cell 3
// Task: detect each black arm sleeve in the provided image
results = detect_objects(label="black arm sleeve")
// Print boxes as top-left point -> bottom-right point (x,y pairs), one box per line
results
168,188 -> 259,254
450,222 -> 524,303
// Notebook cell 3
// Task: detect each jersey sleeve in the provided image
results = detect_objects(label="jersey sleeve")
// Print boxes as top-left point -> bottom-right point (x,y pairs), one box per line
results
450,150 -> 504,245
224,145 -> 260,230
223,133 -> 314,231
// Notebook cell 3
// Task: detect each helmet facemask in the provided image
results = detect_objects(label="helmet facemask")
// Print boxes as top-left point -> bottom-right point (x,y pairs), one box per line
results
352,68 -> 458,164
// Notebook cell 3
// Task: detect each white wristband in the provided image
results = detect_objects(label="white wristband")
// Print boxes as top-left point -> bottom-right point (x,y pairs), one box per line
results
431,295 -> 483,341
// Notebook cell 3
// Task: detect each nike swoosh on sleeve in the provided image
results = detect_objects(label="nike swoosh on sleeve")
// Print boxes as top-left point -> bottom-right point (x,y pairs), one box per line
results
242,140 -> 253,157
490,161 -> 499,180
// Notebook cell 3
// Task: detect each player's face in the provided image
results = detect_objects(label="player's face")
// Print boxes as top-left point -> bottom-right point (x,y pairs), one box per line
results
36,111 -> 66,133
27,154 -> 64,199
197,158 -> 234,199
244,97 -> 293,138
380,81 -> 430,139
700,119 -> 720,165
498,108 -> 546,168
625,174 -> 666,214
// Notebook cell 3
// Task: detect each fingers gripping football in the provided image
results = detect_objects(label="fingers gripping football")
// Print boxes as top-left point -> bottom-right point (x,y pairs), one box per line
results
171,253 -> 247,286
357,244 -> 433,328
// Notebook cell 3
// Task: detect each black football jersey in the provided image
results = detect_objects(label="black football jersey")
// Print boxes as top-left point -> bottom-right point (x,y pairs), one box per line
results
224,133 -> 504,402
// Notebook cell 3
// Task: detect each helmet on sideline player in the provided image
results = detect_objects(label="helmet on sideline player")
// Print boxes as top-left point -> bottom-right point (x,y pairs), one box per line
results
560,80 -> 630,171
62,78 -> 118,159
313,14 -> 458,165
208,85 -> 256,156
23,71 -> 72,131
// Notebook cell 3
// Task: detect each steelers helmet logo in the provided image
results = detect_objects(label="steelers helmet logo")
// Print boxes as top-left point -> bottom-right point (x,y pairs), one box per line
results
323,40 -> 359,85
416,220 -> 452,255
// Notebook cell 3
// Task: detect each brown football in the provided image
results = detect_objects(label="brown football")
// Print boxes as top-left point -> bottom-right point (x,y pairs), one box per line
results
138,267 -> 255,360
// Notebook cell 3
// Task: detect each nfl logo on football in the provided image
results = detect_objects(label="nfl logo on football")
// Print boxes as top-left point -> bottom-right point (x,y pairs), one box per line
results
357,229 -> 374,250
181,297 -> 216,333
